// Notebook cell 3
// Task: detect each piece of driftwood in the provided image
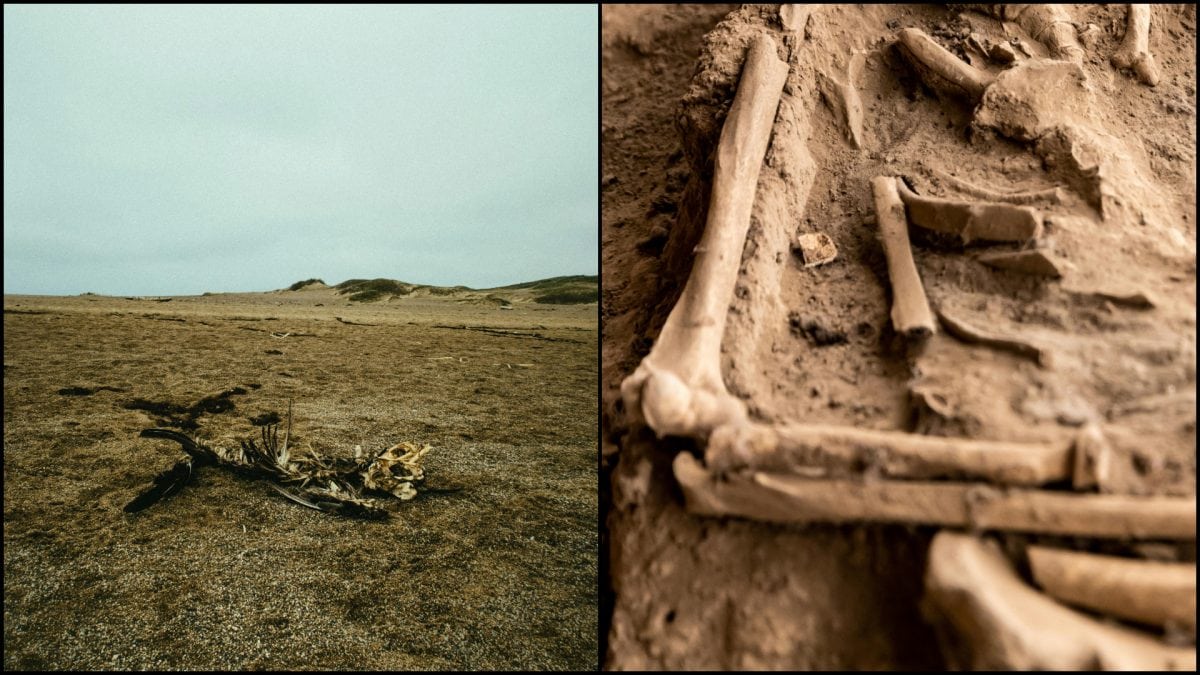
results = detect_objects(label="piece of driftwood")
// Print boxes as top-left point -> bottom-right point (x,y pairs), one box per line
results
1027,545 -> 1196,632
924,532 -> 1195,670
936,305 -> 1047,365
673,452 -> 1196,539
896,180 -> 1044,244
873,176 -> 936,338
704,422 -> 1073,487
1112,4 -> 1160,86
620,34 -> 789,439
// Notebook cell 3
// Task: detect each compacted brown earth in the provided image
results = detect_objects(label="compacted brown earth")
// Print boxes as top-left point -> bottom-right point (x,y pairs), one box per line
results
602,4 -> 1195,669
4,287 -> 597,670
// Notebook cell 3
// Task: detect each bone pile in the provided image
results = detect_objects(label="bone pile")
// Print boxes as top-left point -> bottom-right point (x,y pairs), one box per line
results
621,6 -> 1195,669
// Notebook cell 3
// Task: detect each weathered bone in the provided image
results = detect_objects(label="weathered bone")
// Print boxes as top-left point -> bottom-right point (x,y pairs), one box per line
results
924,532 -> 1195,670
620,35 -> 789,439
704,421 -> 1073,486
1027,545 -> 1197,633
1112,4 -> 1160,86
896,27 -> 993,102
873,176 -> 936,338
926,167 -> 1065,205
936,305 -> 1048,365
673,451 -> 1196,539
896,179 -> 1044,244
817,51 -> 866,149
1005,4 -> 1086,64
976,248 -> 1068,278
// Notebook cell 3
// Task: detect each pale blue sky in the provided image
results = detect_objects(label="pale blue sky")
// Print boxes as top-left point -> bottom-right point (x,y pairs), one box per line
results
4,4 -> 597,295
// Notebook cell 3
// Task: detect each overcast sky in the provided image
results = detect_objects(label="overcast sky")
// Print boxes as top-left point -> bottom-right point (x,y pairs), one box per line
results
4,4 -> 597,296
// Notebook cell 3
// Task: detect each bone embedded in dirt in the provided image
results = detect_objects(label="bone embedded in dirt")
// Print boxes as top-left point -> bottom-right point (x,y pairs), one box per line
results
619,33 -> 788,439
873,176 -> 936,339
793,231 -> 838,267
778,4 -> 818,34
936,305 -> 1047,366
1112,4 -> 1161,86
673,453 -> 1197,539
896,27 -> 994,102
896,180 -> 1044,244
924,533 -> 1196,671
1006,4 -> 1086,64
976,248 -> 1068,278
1027,545 -> 1197,633
817,51 -> 866,150
704,421 -> 1074,487
1071,422 -> 1113,491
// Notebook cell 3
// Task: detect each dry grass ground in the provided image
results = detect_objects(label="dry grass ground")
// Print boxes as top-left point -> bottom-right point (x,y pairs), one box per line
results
3,288 -> 597,670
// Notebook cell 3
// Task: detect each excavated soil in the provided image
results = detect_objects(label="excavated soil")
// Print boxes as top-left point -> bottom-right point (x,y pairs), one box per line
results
4,289 -> 597,670
603,4 -> 1195,669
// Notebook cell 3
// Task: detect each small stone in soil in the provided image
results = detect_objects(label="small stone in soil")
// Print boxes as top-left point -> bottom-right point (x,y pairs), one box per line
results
789,312 -> 848,346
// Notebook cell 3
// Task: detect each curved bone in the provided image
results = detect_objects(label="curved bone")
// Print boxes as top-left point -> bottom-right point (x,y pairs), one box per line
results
620,34 -> 788,439
896,27 -> 994,102
1005,4 -> 1086,63
896,179 -> 1044,244
674,452 -> 1197,539
873,176 -> 936,338
924,532 -> 1195,670
705,421 -> 1072,487
1112,4 -> 1160,86
1027,545 -> 1196,633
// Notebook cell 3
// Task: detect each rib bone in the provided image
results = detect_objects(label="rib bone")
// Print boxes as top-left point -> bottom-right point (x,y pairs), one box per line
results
1027,545 -> 1197,633
874,176 -> 935,338
620,35 -> 788,439
924,532 -> 1195,670
674,451 -> 1197,539
896,180 -> 1044,244
1112,4 -> 1161,86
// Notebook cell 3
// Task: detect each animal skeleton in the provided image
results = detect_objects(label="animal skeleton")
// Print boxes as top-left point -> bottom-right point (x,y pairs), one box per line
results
124,409 -> 436,520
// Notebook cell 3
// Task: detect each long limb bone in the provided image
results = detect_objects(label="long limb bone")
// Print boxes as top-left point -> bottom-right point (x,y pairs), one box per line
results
705,421 -> 1073,486
924,532 -> 1195,670
896,27 -> 993,102
874,176 -> 936,338
1027,545 -> 1197,633
620,35 -> 788,438
674,452 -> 1196,539
1112,4 -> 1160,86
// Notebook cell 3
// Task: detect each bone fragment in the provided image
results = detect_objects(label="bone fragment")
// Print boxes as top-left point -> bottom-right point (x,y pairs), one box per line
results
896,27 -> 994,102
977,248 -> 1068,278
1090,288 -> 1158,309
1112,4 -> 1161,86
1071,422 -> 1112,492
873,176 -> 935,338
936,305 -> 1047,365
674,452 -> 1196,539
927,168 -> 1064,205
897,180 -> 1044,244
924,532 -> 1196,670
793,232 -> 837,267
1005,4 -> 1086,64
705,421 -> 1073,487
778,4 -> 817,34
1027,545 -> 1197,633
619,35 -> 788,439
817,51 -> 865,149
